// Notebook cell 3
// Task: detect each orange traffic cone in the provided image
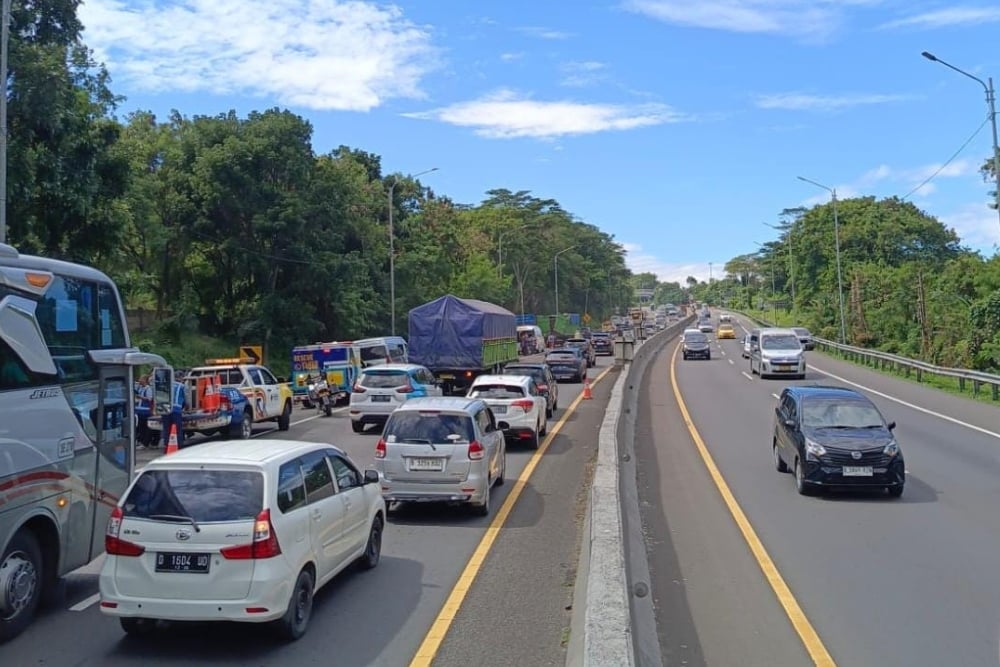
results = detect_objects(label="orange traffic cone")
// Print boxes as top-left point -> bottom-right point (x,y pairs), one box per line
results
165,424 -> 180,455
582,377 -> 593,400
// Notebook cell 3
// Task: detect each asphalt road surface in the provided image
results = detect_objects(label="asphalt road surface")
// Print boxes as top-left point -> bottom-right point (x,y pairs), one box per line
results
4,355 -> 617,667
637,313 -> 1000,667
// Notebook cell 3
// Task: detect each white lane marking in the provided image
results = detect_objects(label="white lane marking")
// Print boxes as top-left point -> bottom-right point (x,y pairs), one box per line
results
771,393 -> 780,400
810,365 -> 1000,441
741,371 -> 754,381
69,593 -> 101,612
252,407 -> 349,439
728,359 -> 734,365
720,349 -> 727,356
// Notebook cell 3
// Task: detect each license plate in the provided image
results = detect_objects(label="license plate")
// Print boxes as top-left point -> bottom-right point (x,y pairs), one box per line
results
155,552 -> 210,573
371,395 -> 391,402
842,466 -> 873,477
409,457 -> 444,471
491,405 -> 507,414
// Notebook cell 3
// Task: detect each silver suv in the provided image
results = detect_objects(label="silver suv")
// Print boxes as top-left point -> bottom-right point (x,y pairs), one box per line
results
374,397 -> 506,516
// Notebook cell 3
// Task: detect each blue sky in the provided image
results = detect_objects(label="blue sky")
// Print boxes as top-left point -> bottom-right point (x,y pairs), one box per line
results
79,0 -> 1000,283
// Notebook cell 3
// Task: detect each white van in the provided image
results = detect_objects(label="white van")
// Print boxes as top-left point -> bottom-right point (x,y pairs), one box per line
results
749,327 -> 806,379
517,325 -> 546,354
355,336 -> 408,368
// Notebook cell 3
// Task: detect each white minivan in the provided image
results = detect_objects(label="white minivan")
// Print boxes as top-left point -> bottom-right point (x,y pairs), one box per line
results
99,439 -> 386,640
749,327 -> 806,379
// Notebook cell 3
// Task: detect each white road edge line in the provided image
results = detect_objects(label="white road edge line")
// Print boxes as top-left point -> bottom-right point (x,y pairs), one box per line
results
771,393 -> 780,400
810,365 -> 1000,441
69,593 -> 101,612
741,371 -> 754,381
728,359 -> 734,365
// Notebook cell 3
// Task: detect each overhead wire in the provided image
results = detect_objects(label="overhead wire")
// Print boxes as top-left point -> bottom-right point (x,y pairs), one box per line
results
899,116 -> 990,201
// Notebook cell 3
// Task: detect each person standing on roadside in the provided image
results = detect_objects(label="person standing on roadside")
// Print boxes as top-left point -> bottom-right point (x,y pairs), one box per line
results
160,371 -> 188,449
134,374 -> 153,448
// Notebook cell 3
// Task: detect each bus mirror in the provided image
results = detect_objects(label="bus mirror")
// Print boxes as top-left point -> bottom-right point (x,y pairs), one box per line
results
0,295 -> 58,375
152,367 -> 174,415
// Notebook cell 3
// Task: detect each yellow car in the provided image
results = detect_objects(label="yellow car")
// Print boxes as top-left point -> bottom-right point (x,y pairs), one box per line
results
717,323 -> 736,339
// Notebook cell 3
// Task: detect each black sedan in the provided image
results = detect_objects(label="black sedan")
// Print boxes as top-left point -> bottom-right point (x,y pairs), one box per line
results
590,333 -> 613,356
773,385 -> 904,497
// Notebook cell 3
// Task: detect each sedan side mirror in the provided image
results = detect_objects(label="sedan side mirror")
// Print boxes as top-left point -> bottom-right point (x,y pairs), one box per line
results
363,469 -> 380,485
887,421 -> 896,431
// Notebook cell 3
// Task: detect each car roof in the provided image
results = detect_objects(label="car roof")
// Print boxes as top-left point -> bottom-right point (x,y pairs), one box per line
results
785,385 -> 871,402
361,363 -> 424,372
394,396 -> 484,413
760,327 -> 799,336
504,363 -> 547,370
141,439 -> 347,468
472,374 -> 532,386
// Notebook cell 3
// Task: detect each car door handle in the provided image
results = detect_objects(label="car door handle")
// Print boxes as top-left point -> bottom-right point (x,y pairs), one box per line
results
311,509 -> 322,521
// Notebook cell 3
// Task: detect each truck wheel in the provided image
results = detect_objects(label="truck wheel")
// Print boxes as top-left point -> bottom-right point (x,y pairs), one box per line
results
278,402 -> 292,431
0,530 -> 44,642
236,411 -> 253,439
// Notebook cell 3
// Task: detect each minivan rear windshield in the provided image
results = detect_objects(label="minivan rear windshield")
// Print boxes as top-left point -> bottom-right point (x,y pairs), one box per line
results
361,370 -> 409,388
385,412 -> 476,443
123,470 -> 263,522
470,384 -> 526,399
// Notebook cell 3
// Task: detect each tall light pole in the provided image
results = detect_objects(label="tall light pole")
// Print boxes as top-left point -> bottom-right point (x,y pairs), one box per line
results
755,241 -> 777,323
387,166 -> 438,336
497,222 -> 531,278
764,221 -> 795,313
922,51 -> 1000,225
0,0 -> 11,244
553,245 -> 576,317
797,176 -> 847,343
708,262 -> 713,283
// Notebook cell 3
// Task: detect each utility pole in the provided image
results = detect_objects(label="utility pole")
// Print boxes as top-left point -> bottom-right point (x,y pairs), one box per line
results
0,0 -> 11,244
386,167 -> 438,336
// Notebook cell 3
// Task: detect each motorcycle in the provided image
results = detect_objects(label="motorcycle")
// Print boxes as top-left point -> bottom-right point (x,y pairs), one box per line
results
307,375 -> 334,417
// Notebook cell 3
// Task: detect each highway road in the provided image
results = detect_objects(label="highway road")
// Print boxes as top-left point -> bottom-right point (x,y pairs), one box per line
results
636,313 -> 1000,667
4,356 -> 617,667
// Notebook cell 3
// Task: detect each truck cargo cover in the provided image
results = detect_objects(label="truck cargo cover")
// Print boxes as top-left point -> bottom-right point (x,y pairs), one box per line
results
408,295 -> 517,369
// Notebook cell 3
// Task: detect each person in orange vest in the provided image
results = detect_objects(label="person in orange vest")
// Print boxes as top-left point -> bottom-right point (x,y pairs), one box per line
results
160,371 -> 188,449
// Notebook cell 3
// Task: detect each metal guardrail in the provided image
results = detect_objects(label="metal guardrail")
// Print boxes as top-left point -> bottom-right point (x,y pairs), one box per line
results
734,310 -> 1000,401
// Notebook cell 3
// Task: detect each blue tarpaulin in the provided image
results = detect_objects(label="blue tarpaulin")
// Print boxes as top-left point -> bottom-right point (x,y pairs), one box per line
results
408,295 -> 517,369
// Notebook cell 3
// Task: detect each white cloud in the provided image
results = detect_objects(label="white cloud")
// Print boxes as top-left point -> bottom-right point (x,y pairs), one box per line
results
939,203 -> 1000,251
500,52 -> 525,62
755,92 -> 913,112
622,0 -> 881,41
880,6 -> 1000,30
560,61 -> 610,87
797,159 -> 979,205
403,89 -> 691,139
78,0 -> 440,112
623,242 -> 718,284
516,26 -> 573,40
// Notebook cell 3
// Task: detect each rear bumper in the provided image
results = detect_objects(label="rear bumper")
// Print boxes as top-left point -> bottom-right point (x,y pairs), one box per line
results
380,479 -> 486,505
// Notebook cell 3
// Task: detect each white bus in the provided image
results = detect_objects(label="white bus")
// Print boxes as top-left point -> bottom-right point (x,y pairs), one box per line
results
0,243 -> 168,642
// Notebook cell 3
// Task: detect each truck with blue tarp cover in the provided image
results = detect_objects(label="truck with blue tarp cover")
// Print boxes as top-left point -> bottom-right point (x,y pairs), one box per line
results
289,343 -> 360,407
408,294 -> 519,395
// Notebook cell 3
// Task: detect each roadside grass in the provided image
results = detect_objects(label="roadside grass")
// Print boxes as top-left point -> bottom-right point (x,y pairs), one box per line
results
736,309 -> 1000,407
132,331 -> 240,370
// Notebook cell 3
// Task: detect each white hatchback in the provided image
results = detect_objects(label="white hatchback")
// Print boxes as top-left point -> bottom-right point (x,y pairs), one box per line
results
99,439 -> 386,640
467,374 -> 547,448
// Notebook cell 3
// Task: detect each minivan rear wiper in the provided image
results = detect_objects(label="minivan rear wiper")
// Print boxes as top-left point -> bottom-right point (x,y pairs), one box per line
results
149,514 -> 201,533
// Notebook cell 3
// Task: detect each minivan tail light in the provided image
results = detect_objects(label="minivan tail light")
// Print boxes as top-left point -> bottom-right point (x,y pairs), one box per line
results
512,399 -> 534,411
105,506 -> 145,557
375,438 -> 387,459
396,384 -> 414,394
468,440 -> 485,460
220,509 -> 281,560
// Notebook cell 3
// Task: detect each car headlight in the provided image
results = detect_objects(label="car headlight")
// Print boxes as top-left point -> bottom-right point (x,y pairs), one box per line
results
805,439 -> 826,459
883,440 -> 899,458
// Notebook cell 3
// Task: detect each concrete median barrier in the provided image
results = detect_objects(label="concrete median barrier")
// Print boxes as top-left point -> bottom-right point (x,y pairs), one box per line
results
567,316 -> 695,667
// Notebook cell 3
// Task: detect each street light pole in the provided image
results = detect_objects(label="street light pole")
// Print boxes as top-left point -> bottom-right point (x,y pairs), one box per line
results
387,166 -> 438,336
497,223 -> 530,278
553,245 -> 576,317
0,0 -> 11,244
922,51 -> 1000,225
754,242 -> 777,323
764,221 -> 795,313
797,176 -> 847,343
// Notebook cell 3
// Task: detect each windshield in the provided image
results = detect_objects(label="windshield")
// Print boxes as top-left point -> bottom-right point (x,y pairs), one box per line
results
361,370 -> 409,388
761,334 -> 801,350
124,470 -> 263,522
469,383 -> 526,399
685,333 -> 708,343
801,398 -> 885,429
385,412 -> 475,443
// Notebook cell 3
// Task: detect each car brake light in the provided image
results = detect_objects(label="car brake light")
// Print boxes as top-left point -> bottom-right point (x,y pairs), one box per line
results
220,509 -> 282,560
353,384 -> 366,393
396,384 -> 414,393
468,440 -> 484,460
512,399 -> 534,411
536,383 -> 548,392
375,438 -> 387,459
105,506 -> 145,557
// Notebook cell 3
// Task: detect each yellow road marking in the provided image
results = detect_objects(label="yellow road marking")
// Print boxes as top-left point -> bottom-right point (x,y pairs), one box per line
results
408,364 -> 616,666
669,342 -> 837,667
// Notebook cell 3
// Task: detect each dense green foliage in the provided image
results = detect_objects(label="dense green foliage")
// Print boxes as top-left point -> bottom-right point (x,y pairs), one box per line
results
3,1 -> 632,362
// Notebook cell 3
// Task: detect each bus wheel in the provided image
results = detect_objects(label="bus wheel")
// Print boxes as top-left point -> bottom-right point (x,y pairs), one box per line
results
0,531 -> 43,642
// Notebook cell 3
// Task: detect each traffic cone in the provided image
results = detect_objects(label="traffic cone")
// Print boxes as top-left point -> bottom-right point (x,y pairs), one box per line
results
582,377 -> 593,400
165,424 -> 180,455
